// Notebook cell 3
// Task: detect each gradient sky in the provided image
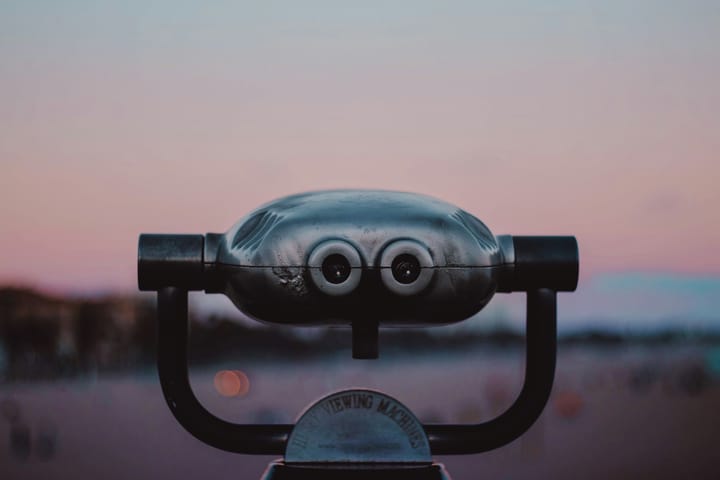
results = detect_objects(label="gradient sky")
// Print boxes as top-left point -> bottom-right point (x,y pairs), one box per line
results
1,0 -> 719,326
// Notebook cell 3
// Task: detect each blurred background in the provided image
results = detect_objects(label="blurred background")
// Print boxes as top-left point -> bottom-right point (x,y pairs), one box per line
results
1,1 -> 719,479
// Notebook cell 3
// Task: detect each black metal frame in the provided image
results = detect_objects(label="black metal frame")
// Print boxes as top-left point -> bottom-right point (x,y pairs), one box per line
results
156,287 -> 557,455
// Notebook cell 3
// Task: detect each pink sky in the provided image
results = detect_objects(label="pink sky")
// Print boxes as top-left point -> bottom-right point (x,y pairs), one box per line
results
1,1 -> 719,293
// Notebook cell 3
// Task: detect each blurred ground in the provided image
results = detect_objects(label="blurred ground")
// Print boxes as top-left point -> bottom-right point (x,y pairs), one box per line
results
1,345 -> 719,480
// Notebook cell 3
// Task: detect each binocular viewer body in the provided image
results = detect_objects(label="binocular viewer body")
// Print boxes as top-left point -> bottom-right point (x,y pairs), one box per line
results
139,190 -> 577,328
138,189 -> 579,478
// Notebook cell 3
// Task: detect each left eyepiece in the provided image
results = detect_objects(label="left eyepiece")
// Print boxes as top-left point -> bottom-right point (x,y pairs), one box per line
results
138,234 -> 205,291
308,240 -> 362,295
321,254 -> 352,284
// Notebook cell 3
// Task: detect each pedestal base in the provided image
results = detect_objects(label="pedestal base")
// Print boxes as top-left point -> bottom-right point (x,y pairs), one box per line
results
262,461 -> 451,480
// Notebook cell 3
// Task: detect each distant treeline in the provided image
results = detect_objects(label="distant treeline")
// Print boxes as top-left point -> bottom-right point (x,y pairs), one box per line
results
0,287 -> 718,381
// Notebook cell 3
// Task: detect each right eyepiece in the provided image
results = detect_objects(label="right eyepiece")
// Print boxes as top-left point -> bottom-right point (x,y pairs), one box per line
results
308,240 -> 363,295
391,254 -> 421,284
380,240 -> 434,296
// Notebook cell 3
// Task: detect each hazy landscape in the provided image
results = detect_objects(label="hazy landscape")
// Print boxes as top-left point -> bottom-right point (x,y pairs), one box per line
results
1,287 -> 719,479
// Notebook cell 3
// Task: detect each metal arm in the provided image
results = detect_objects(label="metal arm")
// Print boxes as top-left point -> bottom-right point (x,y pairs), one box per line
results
158,287 -> 291,454
155,287 -> 557,455
425,288 -> 556,454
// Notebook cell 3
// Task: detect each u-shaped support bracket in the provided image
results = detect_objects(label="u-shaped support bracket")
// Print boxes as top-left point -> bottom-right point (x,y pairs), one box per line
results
156,287 -> 557,455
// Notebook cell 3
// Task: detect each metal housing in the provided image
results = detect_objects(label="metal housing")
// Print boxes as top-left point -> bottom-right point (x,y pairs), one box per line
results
212,190 -> 505,326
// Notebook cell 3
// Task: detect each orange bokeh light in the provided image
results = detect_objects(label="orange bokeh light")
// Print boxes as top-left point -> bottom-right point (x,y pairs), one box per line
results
214,370 -> 250,397
553,391 -> 584,419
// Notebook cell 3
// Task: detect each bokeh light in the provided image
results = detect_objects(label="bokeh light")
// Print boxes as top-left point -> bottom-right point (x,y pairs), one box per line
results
553,391 -> 584,419
213,370 -> 250,398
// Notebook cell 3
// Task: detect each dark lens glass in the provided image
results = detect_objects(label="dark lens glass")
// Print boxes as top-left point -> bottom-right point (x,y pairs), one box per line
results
391,254 -> 421,284
322,254 -> 351,284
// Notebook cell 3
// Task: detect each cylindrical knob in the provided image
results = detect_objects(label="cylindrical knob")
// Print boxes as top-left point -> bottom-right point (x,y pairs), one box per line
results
510,236 -> 579,292
138,234 -> 205,291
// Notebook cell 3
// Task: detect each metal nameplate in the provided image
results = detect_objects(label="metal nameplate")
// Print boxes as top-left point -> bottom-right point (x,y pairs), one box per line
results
285,389 -> 431,464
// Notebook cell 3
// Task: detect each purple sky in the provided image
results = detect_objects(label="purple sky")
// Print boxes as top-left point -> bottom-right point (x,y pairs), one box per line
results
1,2 -> 718,325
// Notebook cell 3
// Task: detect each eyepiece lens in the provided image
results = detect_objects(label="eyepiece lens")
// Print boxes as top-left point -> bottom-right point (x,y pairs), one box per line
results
391,254 -> 421,284
322,254 -> 352,284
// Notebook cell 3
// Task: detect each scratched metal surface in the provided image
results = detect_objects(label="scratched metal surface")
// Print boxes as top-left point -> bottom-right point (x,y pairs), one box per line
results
284,389 -> 431,463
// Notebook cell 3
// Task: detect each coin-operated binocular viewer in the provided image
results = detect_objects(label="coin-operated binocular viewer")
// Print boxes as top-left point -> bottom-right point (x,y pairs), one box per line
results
138,190 -> 578,480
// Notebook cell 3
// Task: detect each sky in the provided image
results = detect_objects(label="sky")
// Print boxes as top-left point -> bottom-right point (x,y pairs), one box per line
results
1,1 -> 719,327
